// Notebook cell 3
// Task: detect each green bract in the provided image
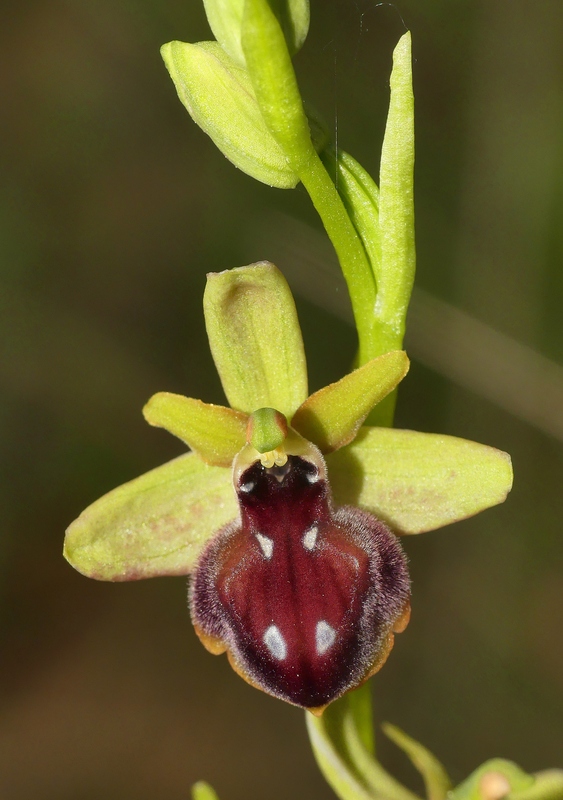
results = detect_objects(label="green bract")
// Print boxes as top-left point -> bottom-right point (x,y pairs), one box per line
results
241,0 -> 314,170
161,40 -> 300,188
203,0 -> 310,67
309,706 -> 563,800
65,263 -> 513,582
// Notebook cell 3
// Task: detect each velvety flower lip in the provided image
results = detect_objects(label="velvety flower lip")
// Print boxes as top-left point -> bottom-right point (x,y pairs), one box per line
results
63,262 -> 512,710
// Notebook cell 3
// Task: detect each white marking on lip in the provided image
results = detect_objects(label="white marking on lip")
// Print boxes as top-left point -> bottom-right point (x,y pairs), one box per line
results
263,624 -> 287,660
239,481 -> 255,493
256,533 -> 274,559
315,620 -> 336,655
306,470 -> 320,483
302,524 -> 318,551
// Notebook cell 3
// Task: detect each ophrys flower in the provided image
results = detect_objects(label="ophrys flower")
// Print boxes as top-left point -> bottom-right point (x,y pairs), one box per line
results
64,263 -> 512,712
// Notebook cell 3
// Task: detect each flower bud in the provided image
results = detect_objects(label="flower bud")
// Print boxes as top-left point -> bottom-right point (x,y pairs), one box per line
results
203,0 -> 310,67
161,40 -> 300,188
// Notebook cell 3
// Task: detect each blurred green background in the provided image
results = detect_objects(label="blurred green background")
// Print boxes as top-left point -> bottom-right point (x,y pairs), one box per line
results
1,1 -> 562,798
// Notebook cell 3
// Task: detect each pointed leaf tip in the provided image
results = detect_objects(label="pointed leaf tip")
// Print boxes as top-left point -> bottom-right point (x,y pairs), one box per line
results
204,262 -> 308,419
382,723 -> 451,800
378,29 -> 415,336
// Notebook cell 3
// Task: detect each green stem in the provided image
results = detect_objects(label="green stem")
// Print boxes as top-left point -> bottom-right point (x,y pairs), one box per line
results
298,150 -> 377,366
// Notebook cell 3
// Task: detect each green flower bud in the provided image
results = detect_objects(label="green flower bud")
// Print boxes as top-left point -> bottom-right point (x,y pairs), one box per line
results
161,40 -> 300,188
203,0 -> 310,67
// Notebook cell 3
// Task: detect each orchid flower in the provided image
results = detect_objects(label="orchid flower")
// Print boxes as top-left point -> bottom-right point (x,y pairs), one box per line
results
64,262 -> 512,713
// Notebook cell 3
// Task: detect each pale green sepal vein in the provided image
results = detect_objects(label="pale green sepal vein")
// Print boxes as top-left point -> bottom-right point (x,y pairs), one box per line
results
143,393 -> 247,467
161,40 -> 299,188
291,351 -> 409,453
328,427 -> 513,534
203,0 -> 309,67
376,30 -> 415,351
192,780 -> 220,800
241,0 -> 314,171
382,723 -> 451,800
64,454 -> 236,581
204,262 -> 308,419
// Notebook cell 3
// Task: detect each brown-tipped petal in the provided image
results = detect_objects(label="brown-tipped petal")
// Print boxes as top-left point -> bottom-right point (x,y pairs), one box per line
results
291,351 -> 409,452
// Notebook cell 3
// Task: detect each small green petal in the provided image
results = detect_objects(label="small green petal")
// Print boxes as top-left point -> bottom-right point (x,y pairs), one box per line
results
451,760 -> 534,800
328,427 -> 513,534
247,407 -> 288,453
204,262 -> 308,419
143,392 -> 247,467
64,454 -> 236,581
291,351 -> 409,453
382,723 -> 451,800
203,0 -> 310,67
160,40 -> 299,188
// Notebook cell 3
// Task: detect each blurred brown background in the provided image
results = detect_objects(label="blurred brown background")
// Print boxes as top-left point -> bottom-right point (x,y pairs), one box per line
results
1,1 -> 563,798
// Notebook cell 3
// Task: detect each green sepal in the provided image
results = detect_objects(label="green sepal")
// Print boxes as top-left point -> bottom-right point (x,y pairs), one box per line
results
160,40 -> 299,188
377,31 -> 415,351
241,0 -> 314,171
322,148 -> 381,293
192,781 -> 220,800
203,0 -> 309,67
247,407 -> 288,453
204,262 -> 308,419
306,698 -> 420,800
64,454 -> 236,581
451,760 -> 534,800
382,723 -> 451,800
143,392 -> 247,467
291,351 -> 409,453
327,427 -> 513,534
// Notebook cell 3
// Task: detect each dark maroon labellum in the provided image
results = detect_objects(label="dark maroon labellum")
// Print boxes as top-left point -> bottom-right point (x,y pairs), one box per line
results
190,451 -> 410,711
